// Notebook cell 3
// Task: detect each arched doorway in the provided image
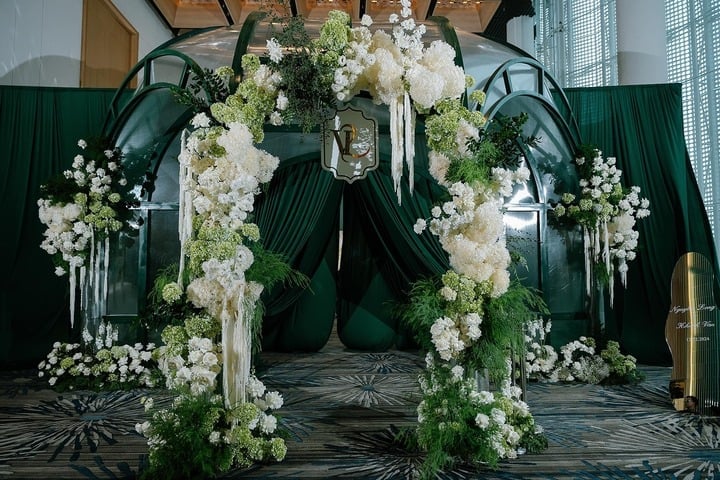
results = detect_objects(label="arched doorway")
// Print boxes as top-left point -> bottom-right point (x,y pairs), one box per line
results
98,17 -> 584,352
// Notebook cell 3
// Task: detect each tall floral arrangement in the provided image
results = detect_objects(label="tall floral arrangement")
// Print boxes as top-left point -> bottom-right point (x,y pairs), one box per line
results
553,147 -> 650,303
404,98 -> 548,475
37,137 -> 137,328
132,54 -> 303,475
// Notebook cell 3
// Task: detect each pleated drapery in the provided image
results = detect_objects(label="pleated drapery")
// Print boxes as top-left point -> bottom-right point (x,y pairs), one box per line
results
0,86 -> 131,367
560,83 -> 720,364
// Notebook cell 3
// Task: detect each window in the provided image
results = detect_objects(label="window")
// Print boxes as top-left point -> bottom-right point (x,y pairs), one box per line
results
534,0 -> 618,88
666,1 -> 720,240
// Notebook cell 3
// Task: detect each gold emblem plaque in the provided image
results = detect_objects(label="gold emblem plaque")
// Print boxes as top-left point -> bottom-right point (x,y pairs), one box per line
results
665,252 -> 720,415
321,106 -> 379,183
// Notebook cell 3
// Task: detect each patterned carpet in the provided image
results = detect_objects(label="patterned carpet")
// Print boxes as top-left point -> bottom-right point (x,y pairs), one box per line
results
1,337 -> 719,479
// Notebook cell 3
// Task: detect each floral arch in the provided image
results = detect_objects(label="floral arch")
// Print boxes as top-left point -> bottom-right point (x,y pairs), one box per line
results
37,3 -> 607,477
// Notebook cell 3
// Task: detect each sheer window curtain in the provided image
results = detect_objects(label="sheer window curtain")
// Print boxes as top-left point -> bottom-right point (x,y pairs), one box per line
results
666,0 -> 720,253
534,0 -> 618,88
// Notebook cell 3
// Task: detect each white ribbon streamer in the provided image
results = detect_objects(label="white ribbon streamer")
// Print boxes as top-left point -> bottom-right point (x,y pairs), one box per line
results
404,92 -> 415,196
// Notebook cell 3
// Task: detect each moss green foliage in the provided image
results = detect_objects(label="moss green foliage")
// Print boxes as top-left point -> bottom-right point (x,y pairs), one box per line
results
140,393 -> 285,480
600,340 -> 645,384
399,277 -> 446,353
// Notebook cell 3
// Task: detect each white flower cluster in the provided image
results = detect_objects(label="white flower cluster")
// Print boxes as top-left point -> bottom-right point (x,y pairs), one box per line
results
331,0 -> 465,108
38,339 -> 156,389
37,139 -> 129,277
246,375 -> 284,435
416,181 -> 511,297
577,153 -> 622,212
524,318 -> 558,377
186,256 -> 264,320
37,200 -> 88,275
524,318 -> 641,385
609,185 -> 650,283
429,316 -> 464,361
185,121 -> 279,231
158,336 -> 221,395
555,337 -> 602,383
492,166 -> 531,197
429,312 -> 483,361
83,320 -> 119,351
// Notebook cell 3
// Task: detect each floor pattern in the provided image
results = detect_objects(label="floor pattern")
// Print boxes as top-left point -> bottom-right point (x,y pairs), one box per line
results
1,340 -> 719,479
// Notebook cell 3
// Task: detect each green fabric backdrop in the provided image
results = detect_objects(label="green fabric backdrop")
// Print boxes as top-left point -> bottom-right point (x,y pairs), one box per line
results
559,83 -> 720,365
255,156 -> 343,351
2,84 -> 715,367
339,159 -> 449,350
0,86 -> 131,368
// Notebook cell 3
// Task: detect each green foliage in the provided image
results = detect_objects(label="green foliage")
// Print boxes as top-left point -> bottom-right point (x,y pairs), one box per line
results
401,275 -> 548,385
414,363 -> 540,478
268,15 -> 340,132
520,428 -> 548,453
600,340 -> 645,385
139,265 -> 203,333
427,111 -> 537,188
398,277 -> 445,353
468,113 -> 538,171
171,65 -> 231,115
140,394 -> 236,480
468,282 -> 548,383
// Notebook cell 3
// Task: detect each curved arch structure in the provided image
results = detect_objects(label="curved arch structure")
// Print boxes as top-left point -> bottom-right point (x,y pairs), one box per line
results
100,17 -> 587,349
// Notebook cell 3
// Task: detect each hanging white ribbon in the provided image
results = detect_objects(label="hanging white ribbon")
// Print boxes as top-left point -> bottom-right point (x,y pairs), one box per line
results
103,235 -> 110,310
389,96 -> 404,205
222,285 -> 252,409
583,226 -> 591,296
404,92 -> 415,196
69,268 -> 77,329
388,93 -> 417,205
177,130 -> 193,288
608,262 -> 615,307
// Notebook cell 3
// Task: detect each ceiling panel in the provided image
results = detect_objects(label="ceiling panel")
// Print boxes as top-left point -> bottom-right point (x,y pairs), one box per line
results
149,0 -> 510,34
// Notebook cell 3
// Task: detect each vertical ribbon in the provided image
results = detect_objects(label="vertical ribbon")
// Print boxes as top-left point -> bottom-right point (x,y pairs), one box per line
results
389,96 -> 404,205
404,92 -> 415,196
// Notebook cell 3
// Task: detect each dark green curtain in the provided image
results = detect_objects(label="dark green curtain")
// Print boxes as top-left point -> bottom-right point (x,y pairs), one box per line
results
0,86 -> 131,368
559,83 -> 719,365
255,156 -> 344,351
338,156 -> 450,350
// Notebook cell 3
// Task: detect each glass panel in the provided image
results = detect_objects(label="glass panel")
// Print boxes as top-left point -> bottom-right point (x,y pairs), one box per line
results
106,218 -> 142,315
505,210 -> 540,289
147,210 -> 181,289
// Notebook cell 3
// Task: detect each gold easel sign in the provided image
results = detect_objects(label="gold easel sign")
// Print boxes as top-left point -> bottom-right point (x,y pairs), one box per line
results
665,252 -> 720,415
321,106 -> 378,183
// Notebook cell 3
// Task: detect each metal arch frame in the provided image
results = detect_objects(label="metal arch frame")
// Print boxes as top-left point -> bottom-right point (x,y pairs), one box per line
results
477,86 -> 584,333
483,89 -> 582,201
98,45 -> 215,324
480,57 -> 582,148
102,49 -> 211,136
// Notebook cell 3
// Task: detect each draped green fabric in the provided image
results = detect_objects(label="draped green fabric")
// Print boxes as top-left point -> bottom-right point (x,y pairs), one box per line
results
338,156 -> 450,350
0,86 -> 131,368
559,83 -> 719,365
255,156 -> 344,351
